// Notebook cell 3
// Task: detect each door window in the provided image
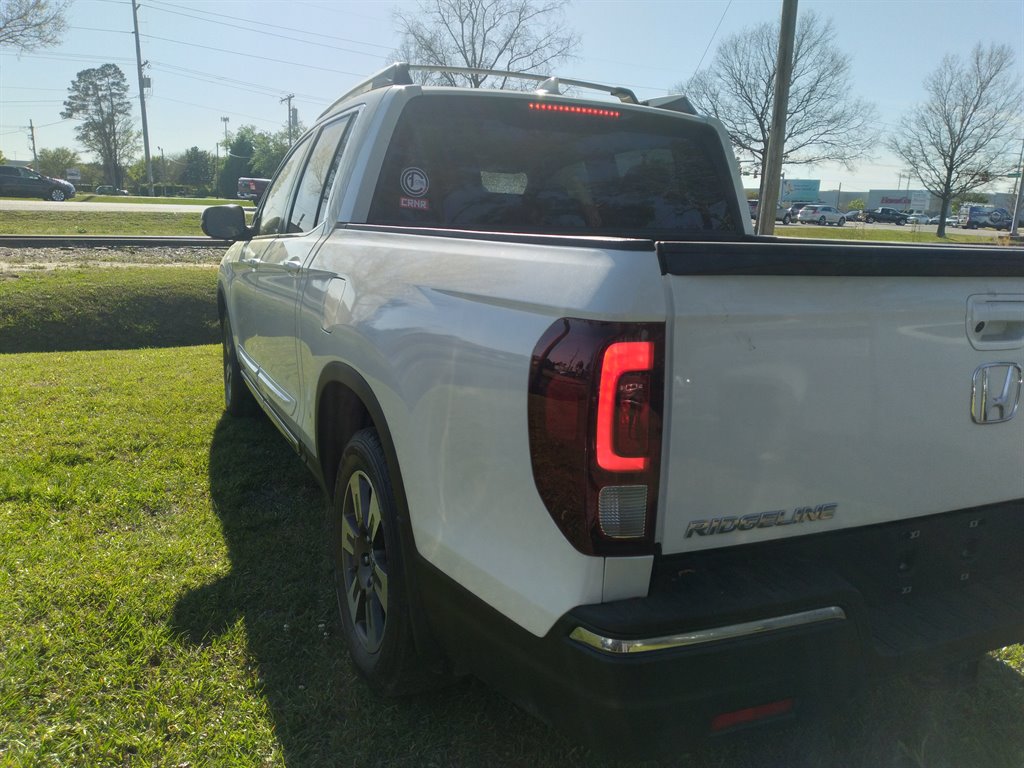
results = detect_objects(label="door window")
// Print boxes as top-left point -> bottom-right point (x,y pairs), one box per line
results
287,115 -> 354,234
255,135 -> 314,237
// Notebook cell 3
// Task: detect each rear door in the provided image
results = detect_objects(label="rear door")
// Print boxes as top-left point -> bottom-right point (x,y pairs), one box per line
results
246,114 -> 355,424
656,241 -> 1024,554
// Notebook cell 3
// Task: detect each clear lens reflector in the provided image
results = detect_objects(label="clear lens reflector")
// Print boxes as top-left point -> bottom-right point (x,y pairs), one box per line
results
598,485 -> 648,538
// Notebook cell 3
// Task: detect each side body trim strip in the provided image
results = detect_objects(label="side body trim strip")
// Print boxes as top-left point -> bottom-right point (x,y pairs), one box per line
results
657,239 -> 1024,277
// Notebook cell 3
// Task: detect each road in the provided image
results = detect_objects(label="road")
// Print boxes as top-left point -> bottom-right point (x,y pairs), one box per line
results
0,199 -> 231,214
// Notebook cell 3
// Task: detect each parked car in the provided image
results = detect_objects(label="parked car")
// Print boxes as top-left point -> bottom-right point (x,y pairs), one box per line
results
905,212 -> 931,225
863,207 -> 907,225
843,209 -> 862,222
784,201 -> 813,220
749,199 -> 792,224
95,185 -> 130,196
0,165 -> 76,201
796,204 -> 846,226
237,176 -> 270,203
958,205 -> 1015,230
928,215 -> 958,227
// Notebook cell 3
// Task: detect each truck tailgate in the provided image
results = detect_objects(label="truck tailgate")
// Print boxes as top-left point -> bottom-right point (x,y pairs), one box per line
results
656,241 -> 1024,555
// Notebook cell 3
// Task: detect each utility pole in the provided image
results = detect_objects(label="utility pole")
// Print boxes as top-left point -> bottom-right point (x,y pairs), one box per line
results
28,120 -> 37,163
1010,134 -> 1024,238
131,0 -> 155,196
157,145 -> 164,195
756,0 -> 798,236
220,116 -> 230,188
280,94 -> 295,143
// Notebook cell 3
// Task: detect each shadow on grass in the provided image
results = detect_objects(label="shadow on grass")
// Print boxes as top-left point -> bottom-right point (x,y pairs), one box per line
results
171,413 -> 586,768
171,412 -> 1024,768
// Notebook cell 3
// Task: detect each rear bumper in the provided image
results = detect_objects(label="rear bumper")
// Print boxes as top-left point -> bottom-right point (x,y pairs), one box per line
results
416,500 -> 1024,756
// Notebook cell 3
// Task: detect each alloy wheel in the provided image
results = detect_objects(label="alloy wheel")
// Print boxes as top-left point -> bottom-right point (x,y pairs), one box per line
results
340,469 -> 389,653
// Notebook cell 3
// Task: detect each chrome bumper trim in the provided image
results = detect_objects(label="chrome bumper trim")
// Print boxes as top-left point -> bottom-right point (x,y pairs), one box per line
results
569,606 -> 847,655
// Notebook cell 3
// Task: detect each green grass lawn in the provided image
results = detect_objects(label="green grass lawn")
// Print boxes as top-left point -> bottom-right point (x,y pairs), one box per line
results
0,267 -> 1022,767
77,195 -> 253,207
0,211 -> 205,236
0,267 -> 220,353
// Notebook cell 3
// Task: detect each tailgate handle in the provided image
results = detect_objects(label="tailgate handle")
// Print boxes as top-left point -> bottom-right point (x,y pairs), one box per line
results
967,296 -> 1024,350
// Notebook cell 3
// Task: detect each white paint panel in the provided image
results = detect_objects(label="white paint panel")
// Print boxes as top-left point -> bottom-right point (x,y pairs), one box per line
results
299,228 -> 667,636
659,275 -> 1024,553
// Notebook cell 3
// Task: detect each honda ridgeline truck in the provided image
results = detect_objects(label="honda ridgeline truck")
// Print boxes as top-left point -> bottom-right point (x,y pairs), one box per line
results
202,63 -> 1024,755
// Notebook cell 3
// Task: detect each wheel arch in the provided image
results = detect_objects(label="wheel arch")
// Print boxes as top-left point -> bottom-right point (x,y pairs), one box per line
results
315,364 -> 378,500
315,361 -> 450,672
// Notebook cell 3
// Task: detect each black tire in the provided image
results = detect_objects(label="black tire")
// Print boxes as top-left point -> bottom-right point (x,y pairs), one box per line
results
897,218 -> 906,226
48,188 -> 66,201
838,217 -> 846,227
782,213 -> 791,225
331,429 -> 428,695
865,216 -> 875,224
221,312 -> 257,416
818,215 -> 827,226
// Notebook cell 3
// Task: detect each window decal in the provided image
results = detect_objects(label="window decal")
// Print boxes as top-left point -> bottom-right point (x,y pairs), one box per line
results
400,197 -> 430,210
401,167 -> 429,197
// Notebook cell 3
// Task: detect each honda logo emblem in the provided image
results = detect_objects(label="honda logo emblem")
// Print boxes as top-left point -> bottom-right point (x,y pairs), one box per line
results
971,363 -> 1023,424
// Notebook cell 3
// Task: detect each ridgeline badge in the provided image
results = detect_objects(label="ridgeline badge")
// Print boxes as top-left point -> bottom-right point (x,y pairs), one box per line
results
685,503 -> 837,538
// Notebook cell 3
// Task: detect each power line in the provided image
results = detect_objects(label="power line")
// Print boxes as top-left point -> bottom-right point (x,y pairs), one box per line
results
2,86 -> 68,92
139,33 -> 369,79
0,50 -> 136,65
693,0 -> 733,76
293,0 -> 390,24
149,95 -> 280,126
145,0 -> 394,53
147,60 -> 324,102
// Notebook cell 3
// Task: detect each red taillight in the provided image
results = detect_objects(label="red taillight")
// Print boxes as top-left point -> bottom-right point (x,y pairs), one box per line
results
528,319 -> 663,556
596,341 -> 654,472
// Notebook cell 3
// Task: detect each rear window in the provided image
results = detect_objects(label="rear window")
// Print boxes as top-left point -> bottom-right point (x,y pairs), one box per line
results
367,94 -> 740,238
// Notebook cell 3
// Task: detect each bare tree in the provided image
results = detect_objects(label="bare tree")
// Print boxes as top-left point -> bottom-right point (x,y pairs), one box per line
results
0,0 -> 71,52
393,0 -> 578,88
678,11 -> 877,200
889,43 -> 1018,237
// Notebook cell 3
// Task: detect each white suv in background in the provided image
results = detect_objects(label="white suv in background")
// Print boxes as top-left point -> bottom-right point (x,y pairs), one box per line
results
796,204 -> 846,226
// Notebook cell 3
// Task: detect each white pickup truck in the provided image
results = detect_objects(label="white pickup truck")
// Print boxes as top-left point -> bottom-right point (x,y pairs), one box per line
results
202,63 -> 1024,754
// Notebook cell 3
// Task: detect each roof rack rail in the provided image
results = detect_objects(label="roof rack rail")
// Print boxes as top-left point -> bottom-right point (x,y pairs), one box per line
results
319,62 -> 645,119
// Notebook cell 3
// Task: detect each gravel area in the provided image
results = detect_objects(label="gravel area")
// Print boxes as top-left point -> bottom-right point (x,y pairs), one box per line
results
0,245 -> 226,272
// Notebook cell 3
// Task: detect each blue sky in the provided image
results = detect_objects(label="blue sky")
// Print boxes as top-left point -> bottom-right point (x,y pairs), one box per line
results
1,0 -> 1022,192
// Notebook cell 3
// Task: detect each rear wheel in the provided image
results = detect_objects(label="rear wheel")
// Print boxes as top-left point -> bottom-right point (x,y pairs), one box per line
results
221,313 -> 257,416
331,429 -> 433,695
838,217 -> 846,227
